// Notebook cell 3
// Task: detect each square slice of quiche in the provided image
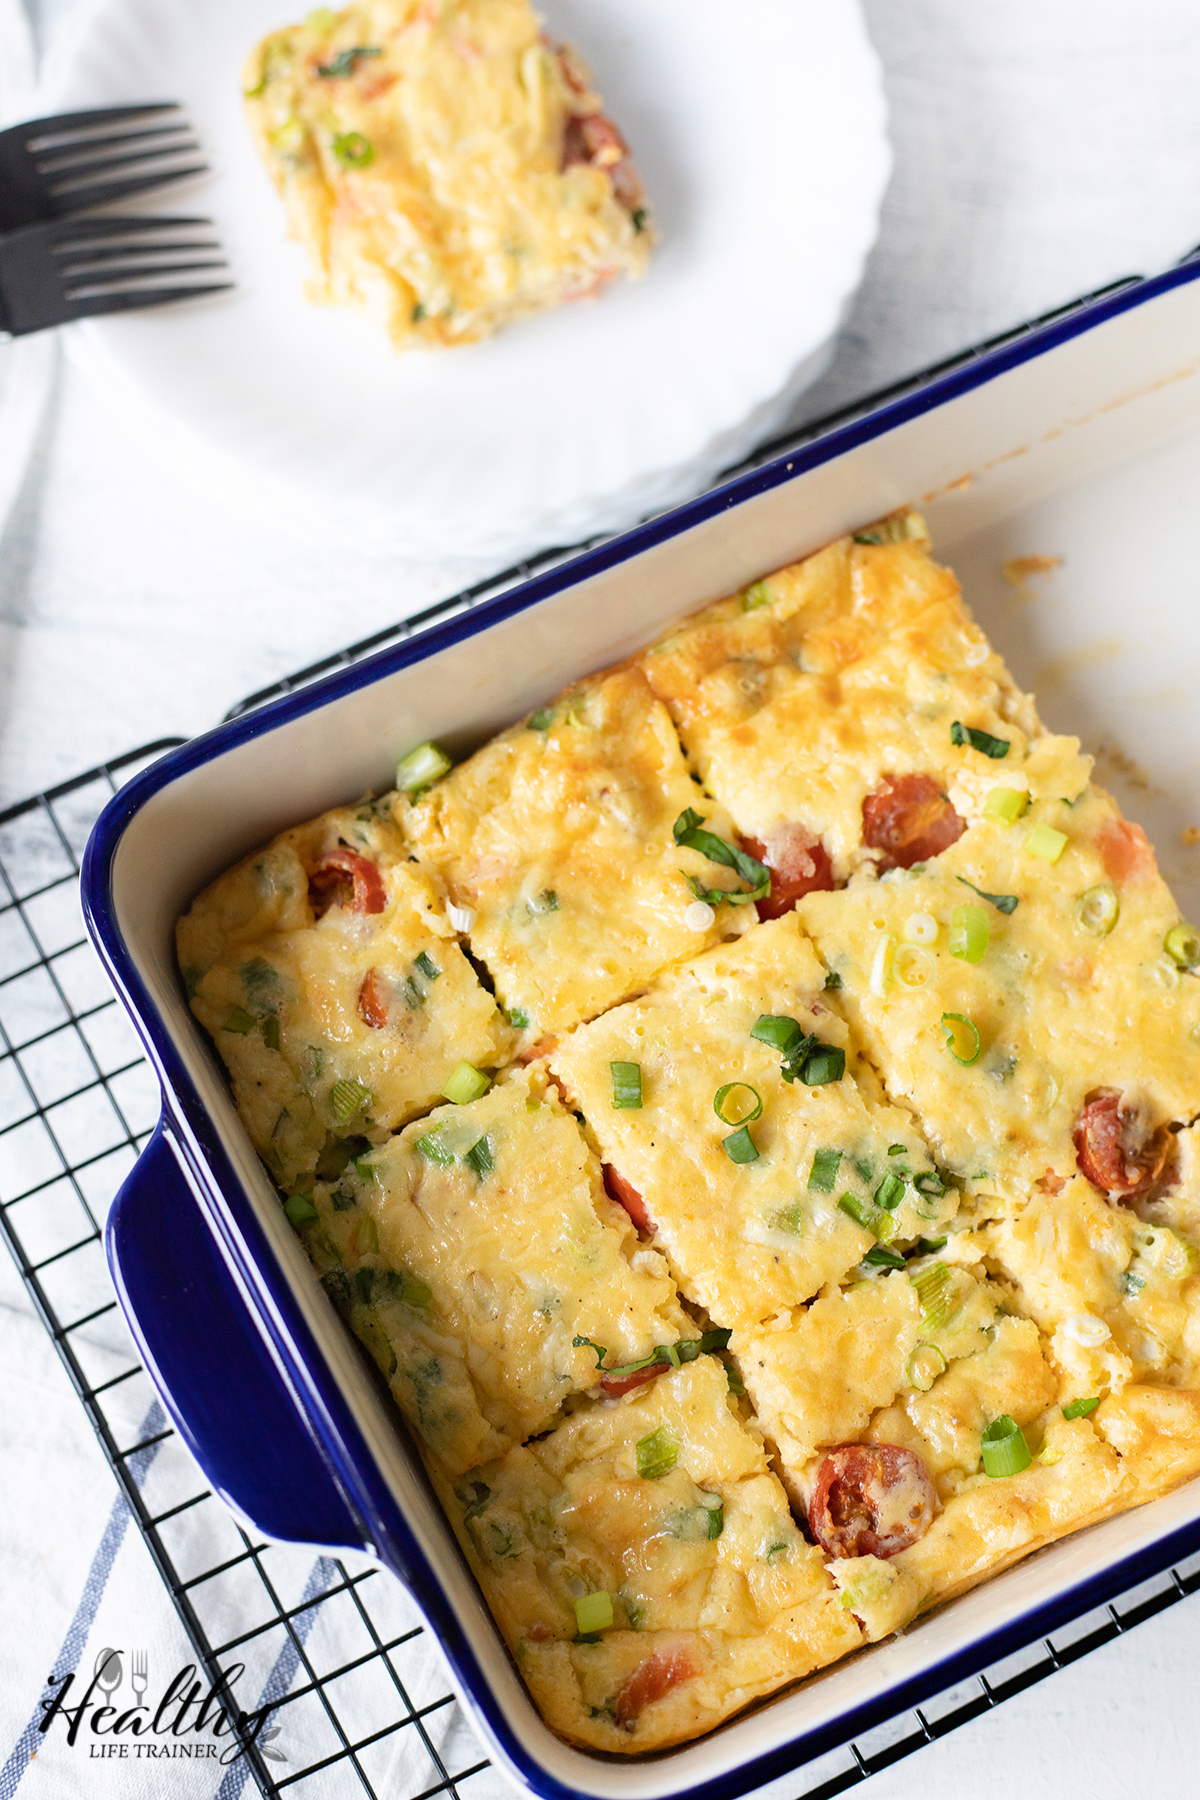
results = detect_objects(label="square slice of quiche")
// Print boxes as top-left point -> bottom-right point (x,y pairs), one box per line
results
428,1356 -> 861,1751
244,0 -> 653,348
549,914 -> 961,1329
300,1066 -> 689,1474
177,798 -> 514,1191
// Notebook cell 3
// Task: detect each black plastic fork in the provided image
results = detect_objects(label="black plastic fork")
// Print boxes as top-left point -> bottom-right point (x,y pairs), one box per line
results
0,104 -> 207,232
0,215 -> 231,336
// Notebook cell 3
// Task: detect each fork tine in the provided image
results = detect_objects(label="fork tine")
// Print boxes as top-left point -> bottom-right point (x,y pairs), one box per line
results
65,281 -> 233,319
57,240 -> 220,266
34,124 -> 196,172
19,103 -> 181,144
44,142 -> 202,185
51,215 -> 213,238
46,167 -> 209,213
66,260 -> 228,287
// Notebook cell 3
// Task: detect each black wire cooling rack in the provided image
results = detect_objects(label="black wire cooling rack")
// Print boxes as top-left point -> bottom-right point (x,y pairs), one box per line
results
5,264 -> 1200,1799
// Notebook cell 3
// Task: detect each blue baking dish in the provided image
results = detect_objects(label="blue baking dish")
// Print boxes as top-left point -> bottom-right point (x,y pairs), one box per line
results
83,255 -> 1200,1800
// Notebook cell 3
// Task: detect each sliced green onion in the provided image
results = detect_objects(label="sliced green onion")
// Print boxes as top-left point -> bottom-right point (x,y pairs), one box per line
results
904,1343 -> 948,1391
889,1144 -> 906,1155
951,721 -> 1010,759
572,1335 -> 608,1371
332,129 -> 375,167
838,1192 -> 895,1242
802,1046 -> 846,1086
506,1006 -> 531,1030
704,1500 -> 725,1538
330,1078 -> 372,1122
396,741 -> 451,795
355,1215 -> 379,1256
222,1006 -> 256,1035
527,889 -> 558,916
983,786 -> 1028,825
914,1172 -> 946,1197
874,1171 -> 906,1212
442,1062 -> 490,1105
714,1082 -> 763,1126
611,1061 -> 643,1110
402,977 -> 425,1010
285,1192 -> 318,1225
528,708 -> 554,730
573,1592 -> 613,1635
941,1012 -> 982,1066
1077,884 -> 1119,937
808,1148 -> 843,1192
1165,923 -> 1200,969
918,1235 -> 948,1254
416,1130 -> 456,1168
674,808 -> 770,904
352,1307 -> 397,1377
902,912 -> 938,945
1025,822 -> 1068,864
949,903 -> 990,964
1062,1396 -> 1101,1420
894,944 -> 935,989
910,1262 -> 954,1329
740,581 -> 772,611
636,1426 -> 679,1480
415,951 -> 440,982
722,1124 -> 759,1164
316,44 -> 381,77
870,933 -> 896,996
824,970 -> 843,990
956,875 -> 1018,914
863,1243 -> 906,1270
981,1414 -> 1032,1477
771,1201 -> 804,1234
399,1272 -> 431,1309
261,1016 -> 282,1051
465,1136 -> 494,1178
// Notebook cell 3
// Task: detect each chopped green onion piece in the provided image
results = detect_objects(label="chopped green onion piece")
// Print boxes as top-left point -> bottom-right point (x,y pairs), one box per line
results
331,1186 -> 356,1211
396,740 -> 451,794
837,1192 -> 896,1242
981,1414 -> 1032,1477
904,1343 -> 948,1391
415,951 -> 440,982
874,1171 -> 906,1212
713,1082 -> 763,1126
636,1426 -> 679,1480
863,1243 -> 905,1270
528,708 -> 553,731
442,1062 -> 491,1105
284,1192 -> 318,1225
1025,822 -> 1068,864
1077,884 -> 1120,937
1165,923 -> 1200,969
705,1501 -> 725,1539
910,1261 -> 954,1329
399,1273 -> 431,1309
528,889 -> 558,915
674,808 -> 770,904
918,1235 -> 948,1254
331,129 -> 375,167
572,1335 -> 608,1371
416,1130 -> 456,1168
1062,1396 -> 1100,1420
982,786 -> 1028,825
949,904 -> 990,964
573,1592 -> 613,1635
465,1136 -> 494,1178
870,933 -> 895,996
941,1012 -> 982,1066
951,720 -> 1009,758
261,1016 -> 282,1050
802,1046 -> 846,1086
222,1006 -> 256,1035
402,978 -> 425,1010
355,1215 -> 379,1256
506,1006 -> 531,1030
808,1148 -> 843,1192
722,1124 -> 759,1164
956,875 -> 1019,914
330,1078 -> 372,1122
914,1171 -> 946,1197
611,1061 -> 643,1110
316,44 -> 381,76
888,1144 -> 906,1155
824,970 -> 843,991
740,581 -> 772,611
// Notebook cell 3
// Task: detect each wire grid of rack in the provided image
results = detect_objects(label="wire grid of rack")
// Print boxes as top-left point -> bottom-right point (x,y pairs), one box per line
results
5,270 -> 1200,1797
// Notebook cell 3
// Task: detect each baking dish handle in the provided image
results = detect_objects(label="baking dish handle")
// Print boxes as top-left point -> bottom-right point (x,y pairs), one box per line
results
107,1120 -> 367,1552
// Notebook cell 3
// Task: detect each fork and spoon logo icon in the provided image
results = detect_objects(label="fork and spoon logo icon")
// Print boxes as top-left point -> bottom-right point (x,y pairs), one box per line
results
93,1650 -> 149,1708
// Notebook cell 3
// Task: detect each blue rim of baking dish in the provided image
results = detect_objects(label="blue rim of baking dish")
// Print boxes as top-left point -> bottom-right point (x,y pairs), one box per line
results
82,251 -> 1200,1800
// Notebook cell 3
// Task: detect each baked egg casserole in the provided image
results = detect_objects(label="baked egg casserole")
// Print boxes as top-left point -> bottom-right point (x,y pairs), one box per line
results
243,0 -> 653,349
180,516 -> 1200,1752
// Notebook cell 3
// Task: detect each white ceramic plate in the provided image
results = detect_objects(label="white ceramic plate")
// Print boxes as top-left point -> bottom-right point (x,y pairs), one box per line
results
39,0 -> 890,563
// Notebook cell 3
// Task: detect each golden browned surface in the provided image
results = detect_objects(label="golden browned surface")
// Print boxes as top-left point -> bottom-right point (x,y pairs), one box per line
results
243,0 -> 652,348
179,518 -> 1200,1754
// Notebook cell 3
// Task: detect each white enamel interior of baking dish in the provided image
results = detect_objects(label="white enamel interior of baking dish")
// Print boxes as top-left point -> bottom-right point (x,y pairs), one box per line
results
107,272 -> 1200,1797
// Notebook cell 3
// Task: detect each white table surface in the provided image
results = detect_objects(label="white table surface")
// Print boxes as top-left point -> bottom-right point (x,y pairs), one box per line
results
4,3 -> 1200,1796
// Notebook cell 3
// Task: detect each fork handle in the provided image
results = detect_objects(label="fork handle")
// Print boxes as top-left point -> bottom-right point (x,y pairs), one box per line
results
107,1121 -> 368,1552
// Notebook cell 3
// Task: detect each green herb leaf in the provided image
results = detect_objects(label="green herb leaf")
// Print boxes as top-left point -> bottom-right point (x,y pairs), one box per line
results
636,1426 -> 679,1480
951,720 -> 1010,759
528,708 -> 554,731
506,1006 -> 531,1030
572,1335 -> 609,1371
674,809 -> 770,903
956,875 -> 1018,914
528,889 -> 559,915
316,45 -> 382,77
863,1243 -> 906,1270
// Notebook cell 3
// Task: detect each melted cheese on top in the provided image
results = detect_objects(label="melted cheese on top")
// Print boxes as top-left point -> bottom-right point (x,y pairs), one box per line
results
244,0 -> 651,348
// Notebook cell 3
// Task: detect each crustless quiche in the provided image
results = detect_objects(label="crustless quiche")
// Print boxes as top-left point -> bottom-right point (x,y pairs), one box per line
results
180,514 -> 1200,1753
244,0 -> 653,349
